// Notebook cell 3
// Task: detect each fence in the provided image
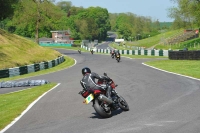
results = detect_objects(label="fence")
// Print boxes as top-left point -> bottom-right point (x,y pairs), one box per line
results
0,56 -> 65,79
81,45 -> 169,57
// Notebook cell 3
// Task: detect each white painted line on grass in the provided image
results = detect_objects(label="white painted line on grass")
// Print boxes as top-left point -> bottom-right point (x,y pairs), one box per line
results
142,63 -> 200,81
0,83 -> 61,133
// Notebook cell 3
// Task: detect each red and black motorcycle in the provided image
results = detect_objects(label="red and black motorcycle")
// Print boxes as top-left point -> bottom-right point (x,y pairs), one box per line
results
79,73 -> 129,118
110,51 -> 115,59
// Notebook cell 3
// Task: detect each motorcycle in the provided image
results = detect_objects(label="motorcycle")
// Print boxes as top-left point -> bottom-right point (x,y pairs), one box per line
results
115,53 -> 120,62
78,73 -> 129,118
91,49 -> 94,54
78,49 -> 81,54
111,51 -> 115,59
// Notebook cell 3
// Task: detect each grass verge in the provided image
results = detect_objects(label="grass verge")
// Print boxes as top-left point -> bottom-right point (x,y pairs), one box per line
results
145,60 -> 200,79
0,83 -> 57,130
0,55 -> 75,130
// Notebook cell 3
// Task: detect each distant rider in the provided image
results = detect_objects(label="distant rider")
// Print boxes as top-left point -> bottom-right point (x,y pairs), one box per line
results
110,49 -> 115,58
114,49 -> 121,60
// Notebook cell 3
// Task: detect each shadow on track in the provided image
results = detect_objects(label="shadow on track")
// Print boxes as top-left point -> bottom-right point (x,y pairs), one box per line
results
63,52 -> 79,55
90,109 -> 123,119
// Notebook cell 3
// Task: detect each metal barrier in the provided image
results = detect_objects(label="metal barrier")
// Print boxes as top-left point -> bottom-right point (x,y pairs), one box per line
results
0,56 -> 65,79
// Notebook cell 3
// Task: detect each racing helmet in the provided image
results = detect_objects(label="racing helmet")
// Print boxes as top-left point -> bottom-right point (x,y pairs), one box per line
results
82,67 -> 91,75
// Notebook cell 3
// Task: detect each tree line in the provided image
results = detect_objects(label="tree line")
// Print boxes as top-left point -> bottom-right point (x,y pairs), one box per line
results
2,0 -> 195,44
168,0 -> 200,30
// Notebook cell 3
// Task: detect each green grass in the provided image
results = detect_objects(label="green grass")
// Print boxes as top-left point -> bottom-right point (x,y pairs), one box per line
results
0,83 -> 57,130
0,30 -> 79,131
0,55 -> 75,130
0,29 -> 61,70
145,60 -> 200,79
124,29 -> 183,48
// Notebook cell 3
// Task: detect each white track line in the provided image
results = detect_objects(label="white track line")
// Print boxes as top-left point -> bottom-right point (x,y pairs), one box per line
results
0,83 -> 61,133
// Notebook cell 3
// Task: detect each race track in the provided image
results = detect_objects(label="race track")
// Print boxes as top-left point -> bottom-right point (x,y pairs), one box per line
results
2,48 -> 200,133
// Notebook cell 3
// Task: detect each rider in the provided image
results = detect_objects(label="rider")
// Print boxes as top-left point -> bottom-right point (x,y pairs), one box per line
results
110,49 -> 115,57
78,48 -> 81,53
80,67 -> 112,102
114,49 -> 121,59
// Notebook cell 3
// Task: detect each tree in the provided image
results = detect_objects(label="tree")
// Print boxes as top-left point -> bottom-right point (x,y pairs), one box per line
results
56,1 -> 72,14
168,0 -> 200,29
11,0 -> 67,43
0,0 -> 19,20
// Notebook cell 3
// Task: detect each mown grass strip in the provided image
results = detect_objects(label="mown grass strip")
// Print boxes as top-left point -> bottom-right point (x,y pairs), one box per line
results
0,54 -> 75,130
145,60 -> 200,79
0,83 -> 57,130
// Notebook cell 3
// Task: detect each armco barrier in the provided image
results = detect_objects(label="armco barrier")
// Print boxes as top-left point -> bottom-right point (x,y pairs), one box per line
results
0,56 -> 65,79
81,45 -> 169,57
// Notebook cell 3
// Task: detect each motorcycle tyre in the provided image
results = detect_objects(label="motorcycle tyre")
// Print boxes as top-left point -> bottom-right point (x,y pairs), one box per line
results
116,57 -> 120,62
118,96 -> 129,111
93,98 -> 112,118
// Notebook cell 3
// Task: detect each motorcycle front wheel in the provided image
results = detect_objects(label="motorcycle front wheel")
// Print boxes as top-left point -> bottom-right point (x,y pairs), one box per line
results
93,98 -> 112,118
118,96 -> 129,111
116,57 -> 120,62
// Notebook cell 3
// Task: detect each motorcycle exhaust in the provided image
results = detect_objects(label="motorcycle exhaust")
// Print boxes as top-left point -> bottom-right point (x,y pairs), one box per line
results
98,94 -> 113,104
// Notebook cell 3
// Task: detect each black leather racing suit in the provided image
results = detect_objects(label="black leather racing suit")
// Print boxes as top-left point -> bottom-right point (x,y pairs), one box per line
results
114,50 -> 121,60
80,72 -> 112,100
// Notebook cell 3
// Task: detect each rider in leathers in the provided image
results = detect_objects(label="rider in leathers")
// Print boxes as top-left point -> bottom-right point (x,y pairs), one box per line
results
80,67 -> 112,102
114,49 -> 121,60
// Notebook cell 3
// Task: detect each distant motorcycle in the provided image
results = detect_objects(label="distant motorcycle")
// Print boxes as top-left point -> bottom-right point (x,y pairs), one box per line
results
91,49 -> 94,54
111,51 -> 115,59
78,49 -> 81,54
115,53 -> 120,62
79,73 -> 129,118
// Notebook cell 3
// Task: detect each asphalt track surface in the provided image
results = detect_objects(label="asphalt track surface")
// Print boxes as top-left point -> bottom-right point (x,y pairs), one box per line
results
2,46 -> 200,133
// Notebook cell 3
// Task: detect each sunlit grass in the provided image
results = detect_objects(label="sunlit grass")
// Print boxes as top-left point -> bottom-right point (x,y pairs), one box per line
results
0,83 -> 57,130
145,60 -> 200,79
0,29 -> 61,70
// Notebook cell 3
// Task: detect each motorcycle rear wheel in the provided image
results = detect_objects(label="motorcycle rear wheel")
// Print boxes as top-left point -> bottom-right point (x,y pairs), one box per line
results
93,98 -> 112,118
118,96 -> 129,111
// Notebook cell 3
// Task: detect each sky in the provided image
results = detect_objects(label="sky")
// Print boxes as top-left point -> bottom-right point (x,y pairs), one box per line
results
55,0 -> 177,22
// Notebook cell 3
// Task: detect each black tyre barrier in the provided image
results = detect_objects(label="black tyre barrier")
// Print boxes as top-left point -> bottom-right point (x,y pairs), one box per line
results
0,69 -> 9,78
169,50 -> 200,60
0,56 -> 65,79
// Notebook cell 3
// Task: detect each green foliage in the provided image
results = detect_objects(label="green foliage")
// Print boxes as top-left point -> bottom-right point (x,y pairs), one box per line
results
168,0 -> 200,29
56,1 -> 72,13
8,0 -> 68,42
0,0 -> 19,20
67,6 -> 111,41
110,12 -> 165,41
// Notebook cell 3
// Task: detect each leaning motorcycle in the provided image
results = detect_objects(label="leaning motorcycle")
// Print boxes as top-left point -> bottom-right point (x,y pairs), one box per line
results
78,73 -> 129,118
115,53 -> 120,62
91,50 -> 94,54
78,49 -> 81,54
111,52 -> 115,59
